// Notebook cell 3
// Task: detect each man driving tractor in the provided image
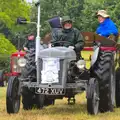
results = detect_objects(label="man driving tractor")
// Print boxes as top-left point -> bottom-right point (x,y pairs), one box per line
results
51,16 -> 85,60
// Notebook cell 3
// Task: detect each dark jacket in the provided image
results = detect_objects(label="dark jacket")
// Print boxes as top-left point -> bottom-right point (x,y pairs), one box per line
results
96,18 -> 118,37
23,40 -> 35,50
51,28 -> 85,52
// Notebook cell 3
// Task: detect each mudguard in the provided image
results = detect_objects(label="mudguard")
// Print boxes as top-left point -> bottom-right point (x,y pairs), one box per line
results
91,47 -> 100,66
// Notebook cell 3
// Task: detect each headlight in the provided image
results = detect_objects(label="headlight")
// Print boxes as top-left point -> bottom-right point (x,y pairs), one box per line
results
18,58 -> 27,67
13,65 -> 17,72
13,65 -> 17,69
76,60 -> 86,69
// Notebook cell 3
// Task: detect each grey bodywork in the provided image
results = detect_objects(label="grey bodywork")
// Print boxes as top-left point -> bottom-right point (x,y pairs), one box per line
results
21,46 -> 88,93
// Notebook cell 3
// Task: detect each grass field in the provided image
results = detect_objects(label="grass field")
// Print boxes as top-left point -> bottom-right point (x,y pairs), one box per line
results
0,51 -> 120,120
1,87 -> 120,120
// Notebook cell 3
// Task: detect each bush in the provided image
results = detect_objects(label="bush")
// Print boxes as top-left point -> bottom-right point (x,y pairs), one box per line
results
0,34 -> 16,70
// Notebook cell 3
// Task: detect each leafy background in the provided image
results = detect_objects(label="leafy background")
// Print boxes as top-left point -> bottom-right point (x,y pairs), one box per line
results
0,0 -> 120,69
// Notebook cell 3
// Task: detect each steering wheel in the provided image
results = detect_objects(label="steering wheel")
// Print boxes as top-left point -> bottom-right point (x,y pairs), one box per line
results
51,40 -> 84,60
51,40 -> 74,47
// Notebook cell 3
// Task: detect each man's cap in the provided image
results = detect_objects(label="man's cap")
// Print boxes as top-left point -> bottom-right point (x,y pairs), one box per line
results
96,10 -> 109,18
62,16 -> 72,23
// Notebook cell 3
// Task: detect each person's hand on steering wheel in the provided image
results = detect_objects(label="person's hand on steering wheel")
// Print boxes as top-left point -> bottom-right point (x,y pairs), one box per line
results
51,40 -> 74,48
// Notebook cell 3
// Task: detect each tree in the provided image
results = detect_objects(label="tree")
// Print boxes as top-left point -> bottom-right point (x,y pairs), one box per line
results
0,0 -> 31,48
14,0 -> 120,40
79,0 -> 120,32
0,0 -> 30,30
0,34 -> 16,54
40,0 -> 85,36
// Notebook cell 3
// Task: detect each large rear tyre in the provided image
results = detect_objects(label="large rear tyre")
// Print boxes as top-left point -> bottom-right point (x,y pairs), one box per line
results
94,51 -> 115,112
21,50 -> 36,110
87,78 -> 99,115
115,68 -> 120,107
6,76 -> 20,113
21,50 -> 36,82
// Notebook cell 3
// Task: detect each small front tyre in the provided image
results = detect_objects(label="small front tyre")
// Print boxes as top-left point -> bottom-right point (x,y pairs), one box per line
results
6,76 -> 20,114
87,78 -> 99,115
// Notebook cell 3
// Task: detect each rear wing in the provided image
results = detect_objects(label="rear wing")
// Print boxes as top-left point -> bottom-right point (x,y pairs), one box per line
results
81,32 -> 118,51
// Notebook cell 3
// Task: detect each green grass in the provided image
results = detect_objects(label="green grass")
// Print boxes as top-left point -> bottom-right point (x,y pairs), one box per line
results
0,51 -> 120,120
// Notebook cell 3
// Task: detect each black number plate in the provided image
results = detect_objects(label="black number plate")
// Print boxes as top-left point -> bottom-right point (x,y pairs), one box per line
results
35,88 -> 65,95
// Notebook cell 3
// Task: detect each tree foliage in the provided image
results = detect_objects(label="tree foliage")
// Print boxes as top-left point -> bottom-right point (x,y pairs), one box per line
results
0,0 -> 30,30
30,0 -> 120,36
0,34 -> 16,69
1,0 -> 120,48
0,34 -> 16,54
0,0 -> 30,48
80,0 -> 120,32
0,0 -> 120,69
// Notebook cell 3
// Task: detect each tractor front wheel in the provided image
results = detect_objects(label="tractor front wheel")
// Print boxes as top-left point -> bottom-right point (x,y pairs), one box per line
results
6,76 -> 20,113
87,78 -> 99,115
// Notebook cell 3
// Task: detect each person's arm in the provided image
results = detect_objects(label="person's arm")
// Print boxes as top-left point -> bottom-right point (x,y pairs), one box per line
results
51,29 -> 58,42
74,28 -> 85,52
100,26 -> 118,37
96,22 -> 118,37
51,28 -> 63,46
23,41 -> 28,50
51,28 -> 62,42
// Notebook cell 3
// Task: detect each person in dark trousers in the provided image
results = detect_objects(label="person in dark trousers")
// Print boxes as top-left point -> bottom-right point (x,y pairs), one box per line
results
96,10 -> 118,38
23,34 -> 35,51
51,15 -> 85,59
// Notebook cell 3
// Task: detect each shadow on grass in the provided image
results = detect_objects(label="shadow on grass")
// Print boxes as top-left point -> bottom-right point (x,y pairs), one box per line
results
41,102 -> 88,115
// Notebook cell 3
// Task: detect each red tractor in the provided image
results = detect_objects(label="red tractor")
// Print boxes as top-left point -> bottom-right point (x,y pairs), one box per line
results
0,50 -> 26,86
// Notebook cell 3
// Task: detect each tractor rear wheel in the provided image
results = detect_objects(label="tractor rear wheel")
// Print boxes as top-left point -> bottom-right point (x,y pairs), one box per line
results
6,76 -> 20,113
93,51 -> 115,112
21,50 -> 36,81
115,68 -> 120,107
21,50 -> 36,110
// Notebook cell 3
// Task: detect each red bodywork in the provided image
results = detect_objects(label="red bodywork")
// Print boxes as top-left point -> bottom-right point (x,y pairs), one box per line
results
5,50 -> 26,77
83,46 -> 116,51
